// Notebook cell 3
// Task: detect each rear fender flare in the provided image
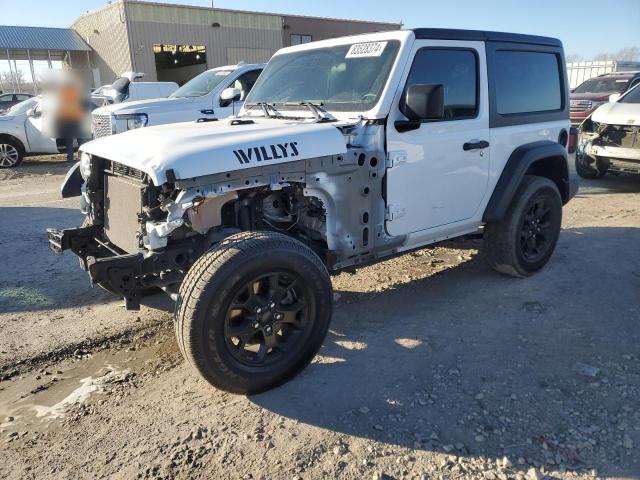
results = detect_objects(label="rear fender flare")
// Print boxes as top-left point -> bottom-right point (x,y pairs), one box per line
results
483,140 -> 568,223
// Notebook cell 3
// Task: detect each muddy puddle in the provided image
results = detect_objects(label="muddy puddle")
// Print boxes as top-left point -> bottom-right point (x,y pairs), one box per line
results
0,343 -> 163,437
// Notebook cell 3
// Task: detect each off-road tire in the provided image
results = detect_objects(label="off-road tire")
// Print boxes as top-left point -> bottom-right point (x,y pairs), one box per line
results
483,175 -> 562,277
575,154 -> 607,179
175,231 -> 333,394
0,137 -> 24,168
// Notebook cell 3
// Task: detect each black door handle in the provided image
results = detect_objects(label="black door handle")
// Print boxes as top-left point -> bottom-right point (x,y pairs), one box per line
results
200,109 -> 215,115
463,140 -> 490,151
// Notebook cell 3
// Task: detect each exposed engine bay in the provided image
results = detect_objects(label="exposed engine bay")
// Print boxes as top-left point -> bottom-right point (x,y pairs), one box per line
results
578,117 -> 640,175
49,120 -> 404,309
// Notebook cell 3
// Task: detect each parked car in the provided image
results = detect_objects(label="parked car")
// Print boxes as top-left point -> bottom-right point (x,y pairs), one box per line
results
0,97 -> 62,168
570,71 -> 640,125
49,28 -> 577,394
576,83 -> 640,178
91,74 -> 178,108
0,92 -> 34,113
90,62 -> 264,138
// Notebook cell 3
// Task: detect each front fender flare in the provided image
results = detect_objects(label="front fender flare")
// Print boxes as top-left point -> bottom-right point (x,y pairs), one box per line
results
483,140 -> 568,223
60,161 -> 84,198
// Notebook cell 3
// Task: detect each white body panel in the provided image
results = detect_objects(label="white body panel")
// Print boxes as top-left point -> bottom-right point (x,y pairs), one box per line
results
80,118 -> 347,185
0,98 -> 58,155
385,40 -> 490,236
591,98 -> 640,126
122,82 -> 178,101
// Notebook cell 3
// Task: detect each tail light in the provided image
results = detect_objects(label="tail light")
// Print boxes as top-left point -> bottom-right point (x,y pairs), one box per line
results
568,127 -> 578,154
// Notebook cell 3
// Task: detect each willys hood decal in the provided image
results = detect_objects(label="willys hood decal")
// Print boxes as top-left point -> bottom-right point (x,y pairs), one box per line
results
80,118 -> 347,185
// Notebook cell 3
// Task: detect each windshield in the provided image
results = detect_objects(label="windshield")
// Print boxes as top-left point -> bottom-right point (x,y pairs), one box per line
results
573,77 -> 629,94
245,40 -> 400,113
3,97 -> 38,116
620,84 -> 640,104
170,69 -> 234,98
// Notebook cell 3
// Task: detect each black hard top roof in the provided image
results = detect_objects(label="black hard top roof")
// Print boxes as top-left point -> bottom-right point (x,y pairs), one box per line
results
412,28 -> 562,47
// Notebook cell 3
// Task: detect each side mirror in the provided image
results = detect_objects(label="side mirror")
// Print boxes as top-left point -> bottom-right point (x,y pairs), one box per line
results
220,87 -> 241,107
403,84 -> 444,122
608,93 -> 621,103
27,107 -> 41,118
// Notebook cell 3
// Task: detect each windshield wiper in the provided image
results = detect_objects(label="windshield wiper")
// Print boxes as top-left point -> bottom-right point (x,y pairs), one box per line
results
244,102 -> 281,118
284,101 -> 336,122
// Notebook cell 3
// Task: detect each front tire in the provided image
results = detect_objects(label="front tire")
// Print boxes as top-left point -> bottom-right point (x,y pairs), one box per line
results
576,154 -> 607,179
175,231 -> 333,394
483,175 -> 562,277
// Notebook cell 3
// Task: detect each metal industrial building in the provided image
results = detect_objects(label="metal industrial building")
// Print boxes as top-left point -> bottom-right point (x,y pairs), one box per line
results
0,25 -> 91,94
71,0 -> 401,87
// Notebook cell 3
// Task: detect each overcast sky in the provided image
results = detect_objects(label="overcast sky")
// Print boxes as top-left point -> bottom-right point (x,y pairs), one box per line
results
2,0 -> 639,59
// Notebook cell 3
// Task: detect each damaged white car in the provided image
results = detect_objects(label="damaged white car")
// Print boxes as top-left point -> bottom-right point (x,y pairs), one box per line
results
48,29 -> 578,393
576,83 -> 640,178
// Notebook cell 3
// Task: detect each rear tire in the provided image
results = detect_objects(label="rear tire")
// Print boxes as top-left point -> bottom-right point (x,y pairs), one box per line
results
0,138 -> 24,168
576,154 -> 607,179
483,175 -> 562,277
175,231 -> 333,394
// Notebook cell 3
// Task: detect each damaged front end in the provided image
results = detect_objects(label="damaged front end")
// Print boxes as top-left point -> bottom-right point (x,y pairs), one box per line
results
578,116 -> 640,175
47,157 -> 208,309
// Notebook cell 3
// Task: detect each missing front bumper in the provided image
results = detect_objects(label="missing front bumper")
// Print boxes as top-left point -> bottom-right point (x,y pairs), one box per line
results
47,225 -> 201,310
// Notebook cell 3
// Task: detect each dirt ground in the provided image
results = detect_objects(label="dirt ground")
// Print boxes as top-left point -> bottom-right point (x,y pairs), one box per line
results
1,155 -> 639,480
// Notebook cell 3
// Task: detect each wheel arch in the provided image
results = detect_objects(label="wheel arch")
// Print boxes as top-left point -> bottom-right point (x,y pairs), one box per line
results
0,133 -> 26,153
483,140 -> 569,223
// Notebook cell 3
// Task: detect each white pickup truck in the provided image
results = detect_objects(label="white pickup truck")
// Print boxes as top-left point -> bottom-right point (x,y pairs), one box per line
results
49,29 -> 578,394
90,62 -> 264,138
91,74 -> 178,108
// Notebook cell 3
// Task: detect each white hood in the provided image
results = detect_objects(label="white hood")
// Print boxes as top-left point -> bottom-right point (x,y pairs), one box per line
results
592,101 -> 640,126
93,96 -> 193,116
80,118 -> 348,185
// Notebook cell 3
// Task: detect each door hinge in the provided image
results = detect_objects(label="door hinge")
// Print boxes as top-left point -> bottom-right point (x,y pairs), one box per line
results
386,150 -> 408,168
385,204 -> 406,221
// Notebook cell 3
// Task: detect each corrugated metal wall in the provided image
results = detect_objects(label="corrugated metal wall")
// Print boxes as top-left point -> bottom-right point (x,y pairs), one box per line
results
71,1 -> 402,85
71,3 -> 133,86
124,2 -> 282,81
281,16 -> 401,47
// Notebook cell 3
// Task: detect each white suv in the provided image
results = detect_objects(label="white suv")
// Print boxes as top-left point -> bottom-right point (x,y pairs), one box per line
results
90,63 -> 264,138
49,29 -> 578,393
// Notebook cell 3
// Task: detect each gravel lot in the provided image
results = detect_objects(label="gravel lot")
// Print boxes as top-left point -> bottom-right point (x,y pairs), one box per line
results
1,156 -> 639,480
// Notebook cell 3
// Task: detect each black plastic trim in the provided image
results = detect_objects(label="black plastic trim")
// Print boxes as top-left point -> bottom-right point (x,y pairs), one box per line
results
412,28 -> 561,47
60,162 -> 83,198
483,141 -> 569,222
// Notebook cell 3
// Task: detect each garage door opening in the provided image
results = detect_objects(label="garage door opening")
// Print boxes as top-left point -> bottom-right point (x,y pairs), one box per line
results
154,44 -> 206,85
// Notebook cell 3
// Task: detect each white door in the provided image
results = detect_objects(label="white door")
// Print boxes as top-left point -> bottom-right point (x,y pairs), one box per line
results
24,103 -> 58,153
385,41 -> 490,236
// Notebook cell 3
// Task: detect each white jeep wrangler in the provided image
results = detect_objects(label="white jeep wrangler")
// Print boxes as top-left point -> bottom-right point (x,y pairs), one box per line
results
48,29 -> 578,394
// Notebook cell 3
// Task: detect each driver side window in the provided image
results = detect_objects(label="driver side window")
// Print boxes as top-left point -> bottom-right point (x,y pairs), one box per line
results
227,69 -> 263,101
403,48 -> 478,121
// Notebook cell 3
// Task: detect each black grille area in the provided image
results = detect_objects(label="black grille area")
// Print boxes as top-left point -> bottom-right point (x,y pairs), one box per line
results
108,161 -> 147,182
600,125 -> 639,149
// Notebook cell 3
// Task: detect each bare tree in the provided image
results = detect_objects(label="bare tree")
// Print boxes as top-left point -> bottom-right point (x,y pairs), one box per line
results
593,47 -> 640,62
566,54 -> 585,63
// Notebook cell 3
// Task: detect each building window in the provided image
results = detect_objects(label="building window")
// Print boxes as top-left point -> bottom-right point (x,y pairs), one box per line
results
290,34 -> 312,46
